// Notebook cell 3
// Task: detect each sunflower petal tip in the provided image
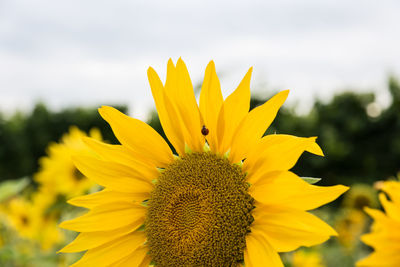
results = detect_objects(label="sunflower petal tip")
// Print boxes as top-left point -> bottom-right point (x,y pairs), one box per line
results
98,106 -> 112,117
363,206 -> 374,214
58,221 -> 69,230
57,245 -> 73,254
207,60 -> 216,69
283,89 -> 290,97
340,184 -> 350,193
147,66 -> 155,75
177,57 -> 184,64
378,192 -> 387,202
66,196 -> 83,207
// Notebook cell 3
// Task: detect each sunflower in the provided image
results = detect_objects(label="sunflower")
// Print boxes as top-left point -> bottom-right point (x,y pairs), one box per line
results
2,192 -> 64,250
342,184 -> 378,211
335,208 -> 367,250
4,197 -> 37,239
31,189 -> 65,250
357,180 -> 400,266
35,126 -> 102,198
60,59 -> 348,266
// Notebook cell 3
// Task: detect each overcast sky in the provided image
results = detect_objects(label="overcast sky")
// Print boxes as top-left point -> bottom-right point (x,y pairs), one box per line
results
1,0 -> 400,119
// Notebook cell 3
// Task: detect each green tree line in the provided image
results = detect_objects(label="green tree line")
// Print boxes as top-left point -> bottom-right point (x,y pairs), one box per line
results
1,78 -> 399,186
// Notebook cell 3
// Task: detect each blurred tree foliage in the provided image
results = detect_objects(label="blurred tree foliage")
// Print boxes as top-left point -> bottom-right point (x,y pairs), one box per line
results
1,77 -> 399,186
264,77 -> 400,186
0,104 -> 127,182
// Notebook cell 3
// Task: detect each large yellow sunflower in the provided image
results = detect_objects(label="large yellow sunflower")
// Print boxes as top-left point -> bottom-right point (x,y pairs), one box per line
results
60,59 -> 348,266
357,180 -> 400,267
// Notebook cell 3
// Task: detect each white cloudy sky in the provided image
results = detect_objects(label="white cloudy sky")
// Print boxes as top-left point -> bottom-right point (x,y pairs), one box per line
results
1,0 -> 399,119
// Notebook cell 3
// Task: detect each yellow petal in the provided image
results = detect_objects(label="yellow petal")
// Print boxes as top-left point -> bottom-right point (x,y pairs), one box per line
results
60,202 -> 146,232
244,232 -> 283,267
364,207 -> 388,222
73,155 -> 153,193
83,137 -> 158,178
139,254 -> 152,267
230,90 -> 289,163
364,207 -> 400,231
174,58 -> 204,151
379,193 -> 400,220
70,231 -> 146,267
244,134 -> 322,177
162,59 -> 204,152
75,154 -> 155,183
109,246 -> 148,267
199,61 -> 223,152
59,222 -> 141,253
357,251 -> 400,267
67,189 -> 148,209
165,58 -> 178,95
251,206 -> 337,252
381,180 -> 400,204
306,141 -> 325,156
217,68 -> 252,154
361,231 -> 400,250
98,106 -> 173,167
249,171 -> 348,210
148,67 -> 185,155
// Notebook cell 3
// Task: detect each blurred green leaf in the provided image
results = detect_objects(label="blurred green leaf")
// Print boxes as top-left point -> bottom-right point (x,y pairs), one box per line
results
301,177 -> 322,184
0,177 -> 30,202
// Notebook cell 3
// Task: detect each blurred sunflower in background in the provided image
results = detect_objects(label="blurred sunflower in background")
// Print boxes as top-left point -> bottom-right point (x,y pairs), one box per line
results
335,209 -> 367,251
342,184 -> 378,211
35,126 -> 102,199
4,197 -> 37,240
0,190 -> 64,252
60,59 -> 348,266
0,126 -> 102,257
357,179 -> 400,266
335,184 -> 377,251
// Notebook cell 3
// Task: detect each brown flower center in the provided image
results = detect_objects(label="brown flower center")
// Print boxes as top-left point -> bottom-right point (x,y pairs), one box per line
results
146,152 -> 254,267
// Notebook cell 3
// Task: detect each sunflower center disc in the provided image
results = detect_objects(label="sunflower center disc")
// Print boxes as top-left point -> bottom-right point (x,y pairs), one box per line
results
146,152 -> 254,267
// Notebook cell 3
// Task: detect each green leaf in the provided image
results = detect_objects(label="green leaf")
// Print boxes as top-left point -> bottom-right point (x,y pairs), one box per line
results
0,177 -> 30,202
301,177 -> 321,184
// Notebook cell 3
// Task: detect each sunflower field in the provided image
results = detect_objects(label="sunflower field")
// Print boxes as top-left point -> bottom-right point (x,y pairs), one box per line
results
0,62 -> 399,266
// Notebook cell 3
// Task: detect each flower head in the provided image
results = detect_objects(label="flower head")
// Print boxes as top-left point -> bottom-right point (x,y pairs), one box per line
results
335,209 -> 367,250
60,59 -> 348,266
357,179 -> 400,266
35,126 -> 101,198
342,184 -> 378,211
4,197 -> 36,239
2,193 -> 64,250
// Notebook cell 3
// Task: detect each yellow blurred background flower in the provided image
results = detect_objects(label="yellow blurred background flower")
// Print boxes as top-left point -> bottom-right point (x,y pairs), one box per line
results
34,126 -> 102,198
292,249 -> 326,267
357,179 -> 400,266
